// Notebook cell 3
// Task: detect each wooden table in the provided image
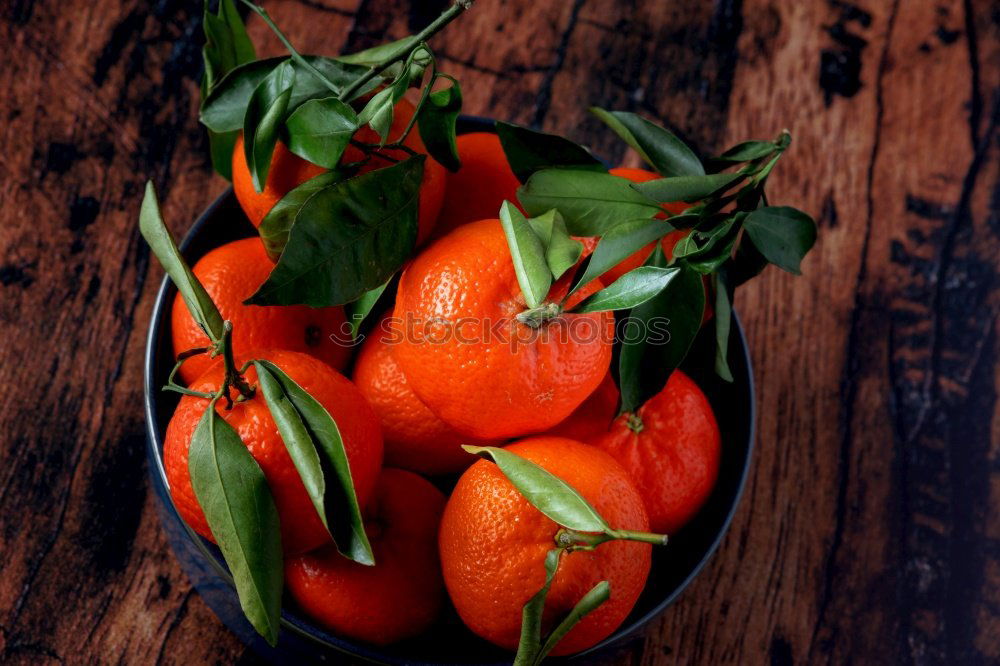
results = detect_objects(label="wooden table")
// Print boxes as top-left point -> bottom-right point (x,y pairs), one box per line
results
1,0 -> 997,663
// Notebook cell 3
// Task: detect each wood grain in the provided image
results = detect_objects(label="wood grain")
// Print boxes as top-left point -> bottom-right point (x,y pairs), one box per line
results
0,0 -> 996,664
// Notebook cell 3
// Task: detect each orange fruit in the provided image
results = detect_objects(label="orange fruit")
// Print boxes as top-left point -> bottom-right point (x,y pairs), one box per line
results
590,370 -> 720,534
170,238 -> 350,384
544,371 -> 619,441
433,131 -> 522,238
231,136 -> 325,228
599,167 -> 688,285
392,218 -> 615,439
352,314 -> 498,475
232,98 -> 445,245
439,436 -> 651,655
285,468 -> 446,645
163,349 -> 383,554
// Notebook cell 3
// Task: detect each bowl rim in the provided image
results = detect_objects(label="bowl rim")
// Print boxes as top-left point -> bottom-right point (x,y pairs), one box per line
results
142,117 -> 756,664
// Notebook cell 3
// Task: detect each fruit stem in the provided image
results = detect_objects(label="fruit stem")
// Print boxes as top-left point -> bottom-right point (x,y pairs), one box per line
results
608,529 -> 669,546
625,412 -> 644,433
555,527 -> 668,550
162,347 -> 216,399
516,302 -> 562,328
219,320 -> 256,408
337,0 -> 474,102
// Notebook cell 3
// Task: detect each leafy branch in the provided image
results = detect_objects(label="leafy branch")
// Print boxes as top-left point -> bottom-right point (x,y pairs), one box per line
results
498,201 -> 679,328
507,109 -> 817,409
200,0 -> 471,190
140,181 -> 375,646
337,1 -> 474,103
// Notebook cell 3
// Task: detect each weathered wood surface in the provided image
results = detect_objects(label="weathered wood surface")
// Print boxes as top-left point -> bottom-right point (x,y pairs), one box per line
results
0,0 -> 997,664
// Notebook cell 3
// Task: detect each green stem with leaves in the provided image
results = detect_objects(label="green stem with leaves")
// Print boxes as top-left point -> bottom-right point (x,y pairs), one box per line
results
337,1 -> 474,101
239,1 -> 342,94
138,182 -> 255,405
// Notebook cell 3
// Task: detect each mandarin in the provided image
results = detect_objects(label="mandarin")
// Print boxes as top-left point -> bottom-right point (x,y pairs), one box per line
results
169,238 -> 350,384
590,369 -> 720,534
352,314 -> 498,475
392,218 -> 614,439
439,437 -> 651,655
285,468 -> 446,645
433,131 -> 521,237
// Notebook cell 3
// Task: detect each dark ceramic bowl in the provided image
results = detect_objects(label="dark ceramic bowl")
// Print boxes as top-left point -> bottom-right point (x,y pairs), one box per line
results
143,117 -> 756,664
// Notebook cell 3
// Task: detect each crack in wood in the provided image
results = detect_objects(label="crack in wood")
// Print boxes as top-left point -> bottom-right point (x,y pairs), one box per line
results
530,0 -> 587,129
808,0 -> 901,659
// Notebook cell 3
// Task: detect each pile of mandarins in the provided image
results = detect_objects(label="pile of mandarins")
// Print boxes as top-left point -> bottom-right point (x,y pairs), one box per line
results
160,99 -> 721,655
143,2 -> 817,661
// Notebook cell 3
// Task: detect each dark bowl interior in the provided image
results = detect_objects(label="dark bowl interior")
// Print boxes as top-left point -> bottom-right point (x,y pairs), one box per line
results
143,116 -> 756,665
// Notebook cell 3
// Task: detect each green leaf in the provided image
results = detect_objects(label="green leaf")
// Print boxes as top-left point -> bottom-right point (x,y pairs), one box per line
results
525,209 -> 582,280
202,15 -> 234,90
403,44 -> 434,82
674,216 -> 741,275
513,549 -> 611,666
742,206 -> 817,274
284,97 -> 358,169
535,581 -> 610,662
463,446 -> 611,533
513,548 -> 563,666
713,269 -> 734,382
518,169 -> 662,236
336,36 -> 418,66
258,171 -> 342,261
357,86 -> 399,142
727,233 -> 770,287
207,129 -> 239,181
139,182 -> 224,342
357,45 -> 425,142
218,0 -> 255,62
202,0 -> 255,88
346,277 -> 392,339
658,212 -> 702,230
590,107 -> 704,177
188,402 -> 282,645
495,121 -> 605,183
632,172 -> 741,203
684,234 -> 738,274
253,360 -> 375,565
712,139 -> 776,163
202,58 -> 278,131
573,265 -> 679,314
752,153 -> 783,185
254,361 -> 328,528
201,56 -> 375,133
243,61 -> 296,192
618,260 -> 705,412
499,201 -> 552,309
201,0 -> 255,181
247,156 -> 424,307
570,217 -> 672,295
417,75 -> 462,171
